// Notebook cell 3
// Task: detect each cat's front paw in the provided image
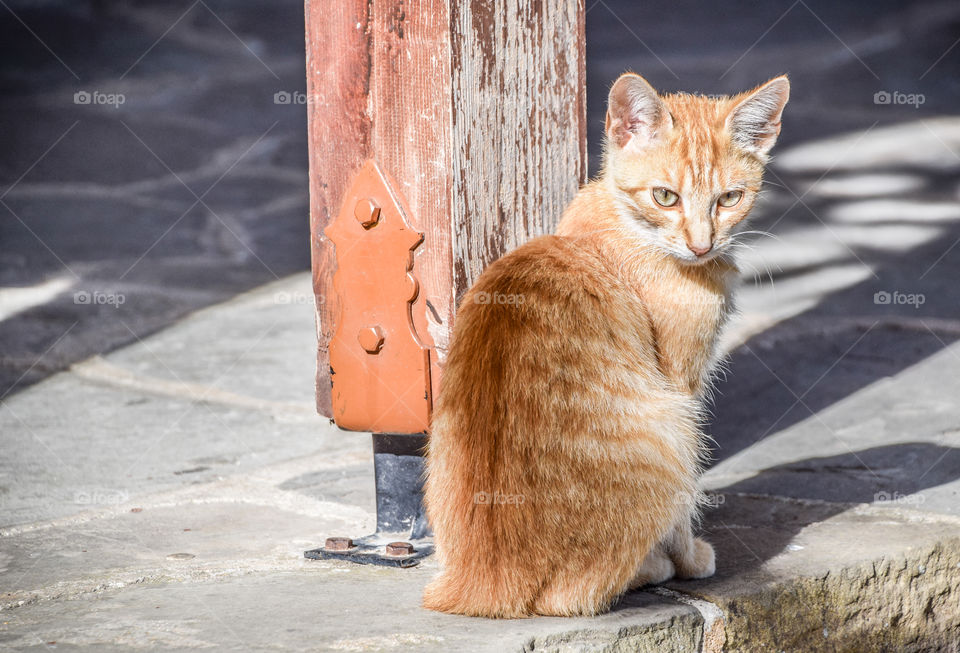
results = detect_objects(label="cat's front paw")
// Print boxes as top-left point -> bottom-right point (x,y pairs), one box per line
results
628,548 -> 676,590
686,537 -> 715,579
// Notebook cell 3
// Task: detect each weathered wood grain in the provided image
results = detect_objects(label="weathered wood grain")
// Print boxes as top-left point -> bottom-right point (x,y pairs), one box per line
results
368,0 -> 453,394
449,0 -> 588,303
306,0 -> 586,421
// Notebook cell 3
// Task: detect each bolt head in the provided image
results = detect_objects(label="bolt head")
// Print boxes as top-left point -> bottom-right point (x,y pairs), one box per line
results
354,198 -> 381,228
385,541 -> 415,556
325,537 -> 354,551
357,326 -> 385,354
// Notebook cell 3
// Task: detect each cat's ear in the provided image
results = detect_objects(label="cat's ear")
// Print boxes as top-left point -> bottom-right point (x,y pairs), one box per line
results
605,73 -> 673,152
726,75 -> 790,158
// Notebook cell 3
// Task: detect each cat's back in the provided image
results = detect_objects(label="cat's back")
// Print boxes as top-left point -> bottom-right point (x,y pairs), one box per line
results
465,233 -> 613,306
436,232 -> 665,448
450,233 -> 652,367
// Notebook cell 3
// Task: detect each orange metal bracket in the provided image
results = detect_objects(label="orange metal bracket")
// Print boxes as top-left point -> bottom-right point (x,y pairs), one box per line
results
324,160 -> 432,434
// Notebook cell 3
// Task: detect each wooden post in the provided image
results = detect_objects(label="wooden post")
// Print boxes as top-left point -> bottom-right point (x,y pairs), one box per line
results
305,0 -> 587,421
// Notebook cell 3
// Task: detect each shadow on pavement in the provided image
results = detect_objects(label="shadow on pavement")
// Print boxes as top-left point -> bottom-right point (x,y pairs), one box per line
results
0,0 -> 311,397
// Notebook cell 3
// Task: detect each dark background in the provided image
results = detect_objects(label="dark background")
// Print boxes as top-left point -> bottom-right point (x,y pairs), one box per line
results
585,0 -> 959,168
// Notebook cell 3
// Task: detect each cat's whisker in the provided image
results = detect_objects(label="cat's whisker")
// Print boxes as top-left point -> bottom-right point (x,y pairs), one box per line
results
725,241 -> 778,288
741,254 -> 779,289
731,229 -> 780,242
727,236 -> 780,274
760,179 -> 790,191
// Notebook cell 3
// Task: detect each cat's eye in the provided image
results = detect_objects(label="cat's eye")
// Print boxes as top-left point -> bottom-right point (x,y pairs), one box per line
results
652,187 -> 679,207
718,190 -> 743,208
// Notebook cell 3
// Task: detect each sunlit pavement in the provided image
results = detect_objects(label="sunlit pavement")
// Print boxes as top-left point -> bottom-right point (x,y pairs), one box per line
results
3,0 -> 960,650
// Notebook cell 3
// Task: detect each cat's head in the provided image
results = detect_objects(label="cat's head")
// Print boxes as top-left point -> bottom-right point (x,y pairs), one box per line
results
603,73 -> 789,265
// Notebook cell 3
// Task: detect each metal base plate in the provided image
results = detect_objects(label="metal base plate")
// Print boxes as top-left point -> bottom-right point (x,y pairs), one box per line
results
305,535 -> 433,568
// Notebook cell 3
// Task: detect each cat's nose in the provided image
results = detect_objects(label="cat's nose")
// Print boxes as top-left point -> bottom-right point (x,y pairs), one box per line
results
687,242 -> 712,257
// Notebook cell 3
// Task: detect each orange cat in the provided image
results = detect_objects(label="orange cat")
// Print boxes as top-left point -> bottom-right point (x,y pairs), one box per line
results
423,73 -> 790,617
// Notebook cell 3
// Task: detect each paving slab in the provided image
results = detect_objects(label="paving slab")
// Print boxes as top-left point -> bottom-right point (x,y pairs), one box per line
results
0,274 -> 354,529
1,570 -> 703,653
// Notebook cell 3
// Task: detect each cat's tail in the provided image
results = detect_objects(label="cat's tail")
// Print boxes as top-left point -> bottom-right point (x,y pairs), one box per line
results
422,562 -> 534,618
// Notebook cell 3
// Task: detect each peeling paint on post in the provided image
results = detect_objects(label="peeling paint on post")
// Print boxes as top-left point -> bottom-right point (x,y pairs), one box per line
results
305,0 -> 586,423
449,0 -> 588,305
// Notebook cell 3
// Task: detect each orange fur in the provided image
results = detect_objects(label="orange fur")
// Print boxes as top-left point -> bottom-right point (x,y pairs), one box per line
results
423,73 -> 789,617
